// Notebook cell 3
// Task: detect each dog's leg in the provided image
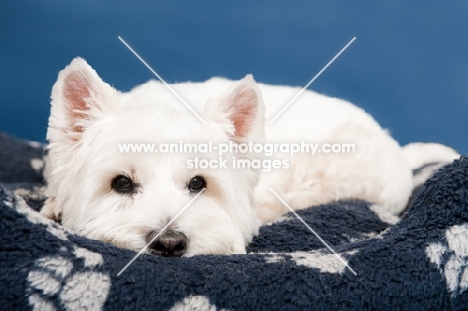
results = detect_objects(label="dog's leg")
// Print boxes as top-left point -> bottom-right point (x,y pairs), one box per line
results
255,123 -> 413,223
40,197 -> 62,223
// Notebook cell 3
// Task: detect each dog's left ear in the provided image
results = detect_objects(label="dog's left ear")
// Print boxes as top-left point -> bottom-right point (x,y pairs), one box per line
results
204,75 -> 265,142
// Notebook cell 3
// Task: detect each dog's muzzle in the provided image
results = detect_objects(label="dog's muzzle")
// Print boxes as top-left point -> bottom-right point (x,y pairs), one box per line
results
146,229 -> 188,257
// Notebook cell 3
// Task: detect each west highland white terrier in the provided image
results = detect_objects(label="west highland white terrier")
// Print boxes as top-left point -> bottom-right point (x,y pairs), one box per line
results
40,57 -> 450,257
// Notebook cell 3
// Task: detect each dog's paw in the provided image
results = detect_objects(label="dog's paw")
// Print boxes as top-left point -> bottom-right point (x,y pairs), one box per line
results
254,197 -> 287,223
27,247 -> 111,311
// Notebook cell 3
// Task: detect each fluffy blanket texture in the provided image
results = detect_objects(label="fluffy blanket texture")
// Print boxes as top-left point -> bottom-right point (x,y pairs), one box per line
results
1,133 -> 467,310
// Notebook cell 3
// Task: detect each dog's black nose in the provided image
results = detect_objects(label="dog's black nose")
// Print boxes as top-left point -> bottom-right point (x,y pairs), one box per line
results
146,229 -> 188,257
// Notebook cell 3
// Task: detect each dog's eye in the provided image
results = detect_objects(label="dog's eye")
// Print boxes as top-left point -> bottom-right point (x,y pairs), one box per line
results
187,176 -> 206,193
111,175 -> 135,194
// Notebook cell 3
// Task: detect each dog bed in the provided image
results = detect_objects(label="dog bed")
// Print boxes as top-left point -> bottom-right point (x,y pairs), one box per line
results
1,133 -> 468,310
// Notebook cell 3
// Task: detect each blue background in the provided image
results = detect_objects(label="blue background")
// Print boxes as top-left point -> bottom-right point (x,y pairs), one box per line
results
1,1 -> 467,153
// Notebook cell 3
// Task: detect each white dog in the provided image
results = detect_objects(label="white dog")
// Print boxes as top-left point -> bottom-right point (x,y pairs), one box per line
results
41,57 -> 429,256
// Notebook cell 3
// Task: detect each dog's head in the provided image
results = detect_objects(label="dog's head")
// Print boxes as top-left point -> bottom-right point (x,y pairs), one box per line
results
42,57 -> 265,256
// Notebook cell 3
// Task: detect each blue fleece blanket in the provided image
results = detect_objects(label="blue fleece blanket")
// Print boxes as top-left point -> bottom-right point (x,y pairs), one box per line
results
1,133 -> 468,310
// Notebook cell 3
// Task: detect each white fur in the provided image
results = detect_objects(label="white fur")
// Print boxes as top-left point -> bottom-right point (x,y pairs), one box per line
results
403,142 -> 459,188
42,57 -> 416,255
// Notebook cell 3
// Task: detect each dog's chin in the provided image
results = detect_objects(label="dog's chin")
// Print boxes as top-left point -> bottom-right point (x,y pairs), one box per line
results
80,226 -> 248,256
107,239 -> 246,257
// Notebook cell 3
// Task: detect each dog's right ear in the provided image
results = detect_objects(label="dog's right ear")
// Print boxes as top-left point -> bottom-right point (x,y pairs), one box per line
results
48,57 -> 119,144
43,58 -> 119,222
203,75 -> 266,143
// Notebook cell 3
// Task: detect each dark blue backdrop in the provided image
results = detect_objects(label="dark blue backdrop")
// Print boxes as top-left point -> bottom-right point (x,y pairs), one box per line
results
1,1 -> 467,153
